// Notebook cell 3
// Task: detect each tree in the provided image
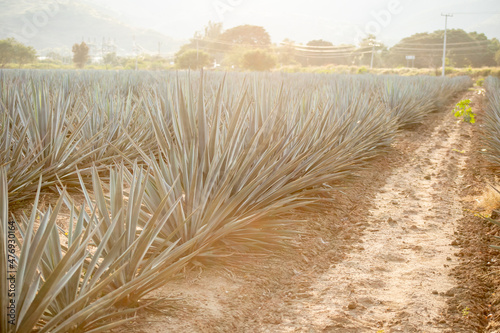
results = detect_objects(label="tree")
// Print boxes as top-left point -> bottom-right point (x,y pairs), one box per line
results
175,24 -> 272,69
387,32 -> 442,68
299,39 -> 355,67
176,21 -> 225,66
305,40 -> 335,66
0,39 -> 15,67
241,49 -> 276,71
175,49 -> 212,69
220,25 -> 271,47
496,50 -> 500,66
307,39 -> 334,47
353,35 -> 386,67
72,42 -> 89,69
277,38 -> 298,66
103,52 -> 118,69
204,21 -> 223,41
387,29 -> 500,68
47,51 -> 63,62
221,46 -> 246,69
0,38 -> 36,68
15,44 -> 37,67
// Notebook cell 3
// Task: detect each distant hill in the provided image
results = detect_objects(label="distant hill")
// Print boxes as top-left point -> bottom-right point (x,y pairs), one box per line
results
70,0 -> 500,48
0,0 -> 185,57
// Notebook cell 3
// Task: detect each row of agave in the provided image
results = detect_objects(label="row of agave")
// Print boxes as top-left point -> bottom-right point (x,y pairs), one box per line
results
484,76 -> 500,167
0,70 -> 470,332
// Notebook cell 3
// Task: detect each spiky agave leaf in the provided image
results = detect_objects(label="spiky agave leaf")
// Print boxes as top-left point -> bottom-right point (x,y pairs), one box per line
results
0,70 -> 473,333
0,163 -> 201,332
61,163 -> 206,303
0,166 -> 10,332
137,73 -> 399,263
0,168 -> 102,333
483,77 -> 500,167
0,78 -> 106,203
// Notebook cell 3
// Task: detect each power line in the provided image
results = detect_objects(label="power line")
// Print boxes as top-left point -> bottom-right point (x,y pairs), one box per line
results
193,37 -> 367,52
280,42 -> 357,50
395,32 -> 489,45
389,50 -> 491,56
292,46 -> 357,52
192,37 -> 271,49
294,51 -> 374,59
189,26 -> 495,66
193,37 -> 374,57
452,11 -> 500,15
293,46 -> 372,54
391,45 -> 492,52
196,43 -> 372,58
395,40 -> 491,46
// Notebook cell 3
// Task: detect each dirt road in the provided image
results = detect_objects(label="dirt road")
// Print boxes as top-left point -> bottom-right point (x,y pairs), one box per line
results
275,95 -> 473,332
123,91 -> 483,333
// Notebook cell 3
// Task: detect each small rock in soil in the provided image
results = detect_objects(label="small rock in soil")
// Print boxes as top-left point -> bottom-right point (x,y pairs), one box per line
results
432,290 -> 439,295
444,289 -> 455,297
424,175 -> 432,180
347,302 -> 357,310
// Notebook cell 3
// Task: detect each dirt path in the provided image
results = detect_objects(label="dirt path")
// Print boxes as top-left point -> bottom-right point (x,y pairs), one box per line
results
122,91 -> 479,333
274,95 -> 474,333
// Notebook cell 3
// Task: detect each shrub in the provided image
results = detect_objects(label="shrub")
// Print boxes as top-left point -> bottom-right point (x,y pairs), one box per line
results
241,49 -> 277,71
175,49 -> 212,69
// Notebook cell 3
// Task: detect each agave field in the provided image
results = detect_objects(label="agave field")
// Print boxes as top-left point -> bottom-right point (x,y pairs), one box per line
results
484,76 -> 500,167
0,70 -> 471,332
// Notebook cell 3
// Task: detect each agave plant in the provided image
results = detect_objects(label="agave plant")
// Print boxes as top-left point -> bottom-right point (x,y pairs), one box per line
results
0,69 -> 472,332
0,71 -> 160,204
0,162 -> 204,332
0,77 -> 103,203
0,167 -> 115,333
133,72 -> 396,262
483,77 -> 500,167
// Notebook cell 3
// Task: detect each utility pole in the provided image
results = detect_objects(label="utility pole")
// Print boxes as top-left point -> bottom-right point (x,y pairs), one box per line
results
441,13 -> 453,77
369,39 -> 380,69
133,35 -> 138,71
101,37 -> 105,59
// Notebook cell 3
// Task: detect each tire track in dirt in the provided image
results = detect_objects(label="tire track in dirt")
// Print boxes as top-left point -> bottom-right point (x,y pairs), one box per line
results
275,93 -> 474,333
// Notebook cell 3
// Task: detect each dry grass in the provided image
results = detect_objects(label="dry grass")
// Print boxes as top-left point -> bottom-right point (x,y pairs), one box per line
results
475,184 -> 500,215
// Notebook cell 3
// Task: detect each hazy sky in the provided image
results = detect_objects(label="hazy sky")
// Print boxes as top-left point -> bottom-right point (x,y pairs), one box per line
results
93,0 -> 500,45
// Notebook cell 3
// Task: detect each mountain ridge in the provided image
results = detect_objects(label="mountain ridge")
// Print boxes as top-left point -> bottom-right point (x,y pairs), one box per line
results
0,0 -> 185,56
